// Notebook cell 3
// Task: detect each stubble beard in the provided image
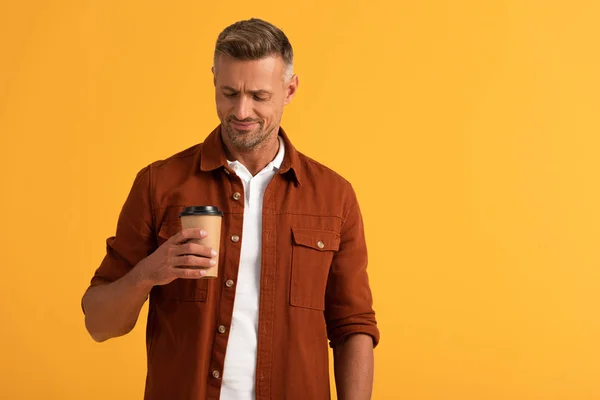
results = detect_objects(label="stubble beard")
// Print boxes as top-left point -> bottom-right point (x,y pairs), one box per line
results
224,118 -> 275,151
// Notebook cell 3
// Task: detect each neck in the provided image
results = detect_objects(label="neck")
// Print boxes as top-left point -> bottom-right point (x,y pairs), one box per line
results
222,127 -> 280,176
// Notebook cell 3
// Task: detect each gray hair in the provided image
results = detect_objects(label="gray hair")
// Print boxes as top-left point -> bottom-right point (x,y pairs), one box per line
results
214,18 -> 294,82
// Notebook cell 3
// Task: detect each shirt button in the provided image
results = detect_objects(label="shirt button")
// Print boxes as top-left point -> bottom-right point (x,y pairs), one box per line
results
218,325 -> 226,334
233,192 -> 241,200
224,169 -> 230,175
317,240 -> 325,249
225,279 -> 234,288
231,234 -> 240,243
212,370 -> 220,379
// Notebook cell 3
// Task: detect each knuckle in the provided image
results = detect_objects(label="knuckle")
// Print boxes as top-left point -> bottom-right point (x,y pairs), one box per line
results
179,255 -> 190,265
183,255 -> 197,265
166,246 -> 175,256
166,255 -> 176,267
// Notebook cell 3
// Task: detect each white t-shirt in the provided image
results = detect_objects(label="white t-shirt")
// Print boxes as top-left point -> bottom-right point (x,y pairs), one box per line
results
220,136 -> 285,400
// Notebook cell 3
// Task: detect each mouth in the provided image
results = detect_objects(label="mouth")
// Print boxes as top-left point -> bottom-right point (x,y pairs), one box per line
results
229,120 -> 257,130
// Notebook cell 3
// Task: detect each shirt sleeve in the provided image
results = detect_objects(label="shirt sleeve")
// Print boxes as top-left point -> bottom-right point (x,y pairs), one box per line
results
324,187 -> 380,348
86,165 -> 156,290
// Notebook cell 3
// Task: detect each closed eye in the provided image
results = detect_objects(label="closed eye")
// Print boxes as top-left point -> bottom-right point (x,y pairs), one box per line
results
223,91 -> 269,101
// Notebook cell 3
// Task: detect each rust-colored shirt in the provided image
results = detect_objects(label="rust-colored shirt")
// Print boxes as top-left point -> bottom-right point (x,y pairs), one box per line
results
85,126 -> 380,399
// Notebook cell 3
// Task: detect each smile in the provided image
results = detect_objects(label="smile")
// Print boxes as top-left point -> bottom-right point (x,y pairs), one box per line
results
230,121 -> 257,129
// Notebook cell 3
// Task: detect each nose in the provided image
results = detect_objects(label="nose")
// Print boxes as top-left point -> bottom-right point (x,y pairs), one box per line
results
232,95 -> 252,121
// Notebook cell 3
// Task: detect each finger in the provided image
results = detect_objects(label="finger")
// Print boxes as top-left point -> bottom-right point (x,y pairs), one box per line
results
174,254 -> 217,269
173,267 -> 208,279
177,242 -> 217,258
170,228 -> 207,244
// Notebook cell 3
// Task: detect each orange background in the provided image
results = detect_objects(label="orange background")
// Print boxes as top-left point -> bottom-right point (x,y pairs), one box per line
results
1,1 -> 599,399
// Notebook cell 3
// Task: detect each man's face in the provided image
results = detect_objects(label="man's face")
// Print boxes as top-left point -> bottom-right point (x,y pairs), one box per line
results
213,55 -> 297,152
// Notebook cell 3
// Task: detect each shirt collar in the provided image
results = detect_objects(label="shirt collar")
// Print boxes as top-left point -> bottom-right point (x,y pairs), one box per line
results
198,125 -> 302,186
268,135 -> 285,171
226,135 -> 284,176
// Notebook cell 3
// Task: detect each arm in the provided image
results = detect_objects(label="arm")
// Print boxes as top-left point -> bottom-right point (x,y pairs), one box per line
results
82,265 -> 152,342
325,186 -> 380,398
334,333 -> 375,400
82,264 -> 151,342
82,228 -> 216,342
81,166 -> 215,342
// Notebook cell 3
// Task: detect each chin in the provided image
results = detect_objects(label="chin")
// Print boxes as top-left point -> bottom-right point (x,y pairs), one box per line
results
228,132 -> 258,149
232,127 -> 255,135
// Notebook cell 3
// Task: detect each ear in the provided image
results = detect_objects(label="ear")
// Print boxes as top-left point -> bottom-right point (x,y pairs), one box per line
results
283,74 -> 299,106
211,66 -> 216,87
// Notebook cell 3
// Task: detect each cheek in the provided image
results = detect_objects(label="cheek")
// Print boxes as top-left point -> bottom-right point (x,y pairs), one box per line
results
255,103 -> 280,123
215,97 -> 230,118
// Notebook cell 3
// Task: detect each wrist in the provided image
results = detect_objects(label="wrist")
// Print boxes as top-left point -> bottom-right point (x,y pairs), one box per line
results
129,263 -> 155,293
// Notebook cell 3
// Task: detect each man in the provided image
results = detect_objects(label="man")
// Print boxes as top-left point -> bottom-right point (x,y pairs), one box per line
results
82,18 -> 379,400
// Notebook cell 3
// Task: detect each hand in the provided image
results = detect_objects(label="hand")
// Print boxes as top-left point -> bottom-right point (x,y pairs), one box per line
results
135,228 -> 217,287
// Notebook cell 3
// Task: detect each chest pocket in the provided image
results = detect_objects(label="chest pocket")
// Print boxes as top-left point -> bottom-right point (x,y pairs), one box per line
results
156,221 -> 209,302
290,228 -> 340,311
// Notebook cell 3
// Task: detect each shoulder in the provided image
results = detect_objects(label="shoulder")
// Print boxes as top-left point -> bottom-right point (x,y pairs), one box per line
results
149,143 -> 202,171
130,143 -> 204,195
297,151 -> 352,188
296,151 -> 359,210
138,143 -> 204,184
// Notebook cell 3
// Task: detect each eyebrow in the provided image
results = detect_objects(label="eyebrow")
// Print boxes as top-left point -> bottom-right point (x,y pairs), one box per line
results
221,86 -> 272,96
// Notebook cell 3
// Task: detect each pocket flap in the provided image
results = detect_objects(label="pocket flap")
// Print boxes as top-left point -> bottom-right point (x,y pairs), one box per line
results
157,220 -> 181,241
292,228 -> 340,251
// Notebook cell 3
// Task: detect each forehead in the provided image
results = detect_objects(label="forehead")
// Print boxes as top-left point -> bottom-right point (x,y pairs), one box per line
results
214,55 -> 285,88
